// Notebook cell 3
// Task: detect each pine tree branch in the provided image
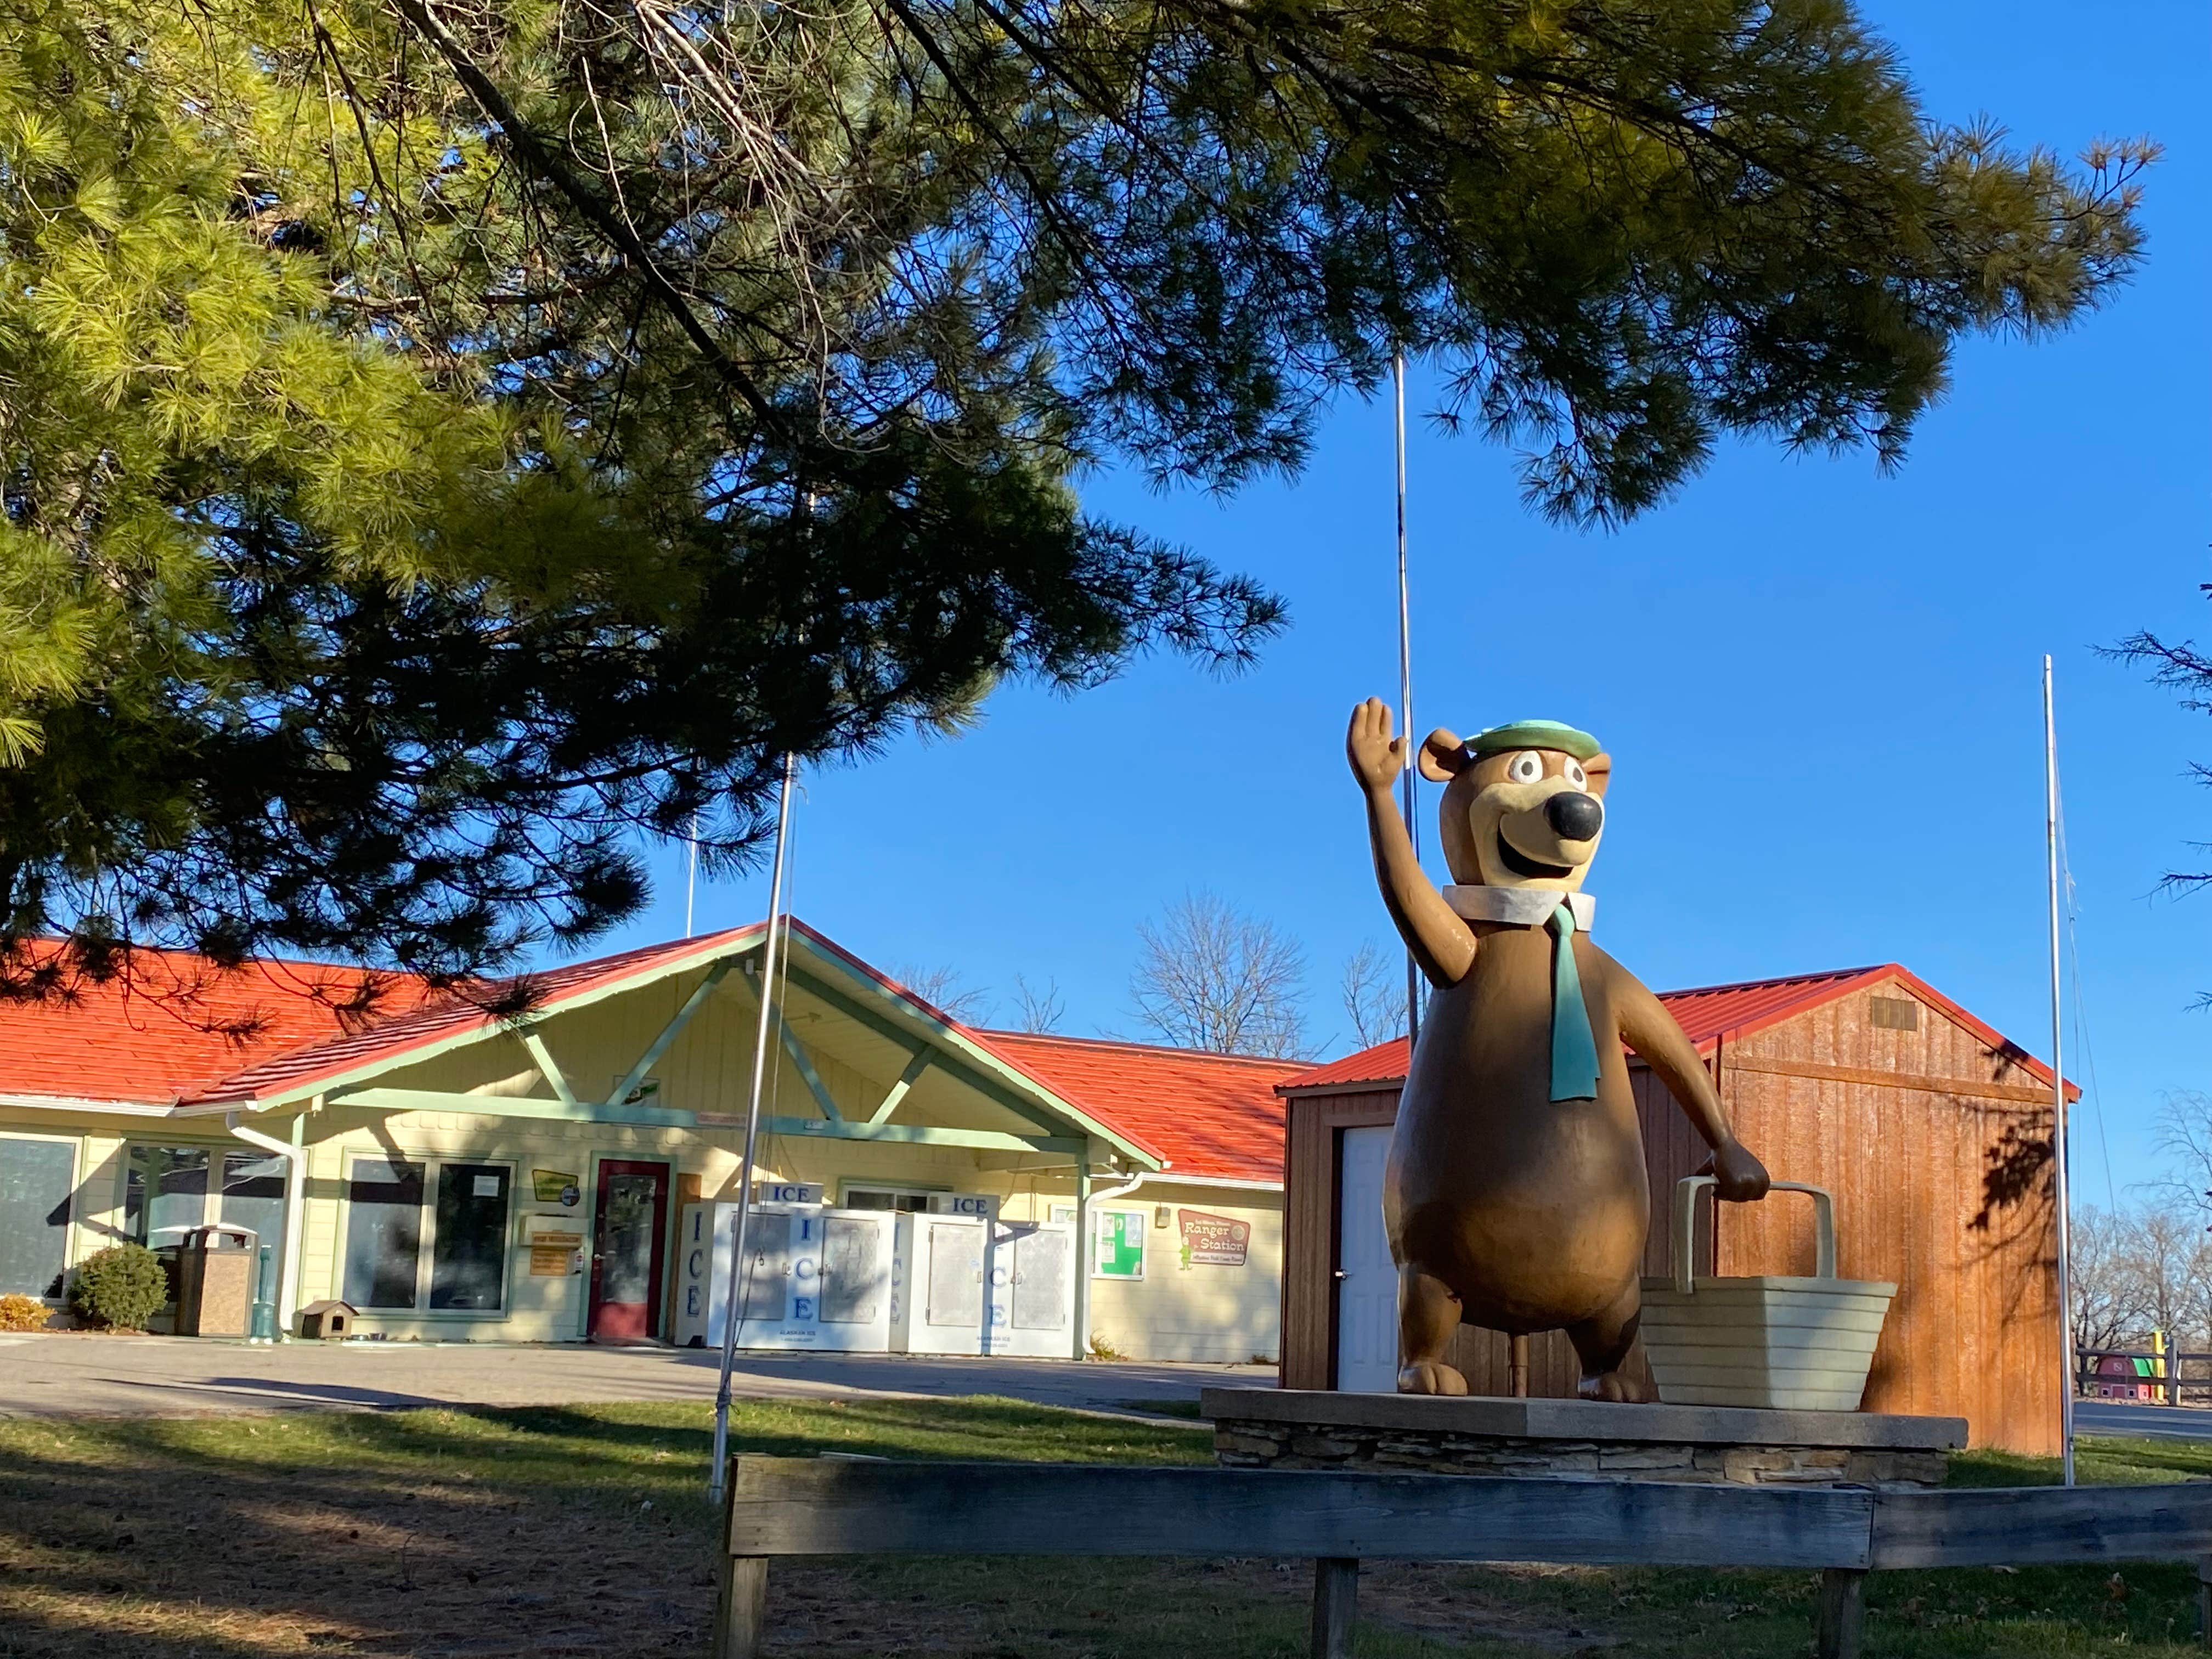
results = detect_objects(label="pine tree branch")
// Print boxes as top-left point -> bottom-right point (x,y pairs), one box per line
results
386,0 -> 789,437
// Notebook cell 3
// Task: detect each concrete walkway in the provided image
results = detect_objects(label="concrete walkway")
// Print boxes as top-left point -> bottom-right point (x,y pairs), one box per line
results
0,1332 -> 1274,1419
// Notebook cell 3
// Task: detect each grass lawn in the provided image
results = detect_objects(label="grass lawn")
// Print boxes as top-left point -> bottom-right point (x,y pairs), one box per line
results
1,1399 -> 2208,1658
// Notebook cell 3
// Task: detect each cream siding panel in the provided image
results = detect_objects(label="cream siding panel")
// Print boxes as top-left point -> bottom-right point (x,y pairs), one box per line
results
10,972 -> 1285,1358
1084,1194 -> 1283,1364
74,1135 -> 125,1264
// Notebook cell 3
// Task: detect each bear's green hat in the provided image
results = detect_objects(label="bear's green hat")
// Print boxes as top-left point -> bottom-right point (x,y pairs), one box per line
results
1466,719 -> 1601,761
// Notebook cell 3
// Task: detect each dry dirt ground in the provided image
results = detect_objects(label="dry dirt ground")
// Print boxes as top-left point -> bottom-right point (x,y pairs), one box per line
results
2,1432 -> 714,1657
0,1446 -> 1601,1659
0,1443 -> 1611,1659
0,1400 -> 1735,1659
4,1400 -> 2208,1659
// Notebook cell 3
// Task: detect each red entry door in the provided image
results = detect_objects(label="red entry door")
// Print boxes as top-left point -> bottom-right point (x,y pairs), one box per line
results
588,1160 -> 672,1342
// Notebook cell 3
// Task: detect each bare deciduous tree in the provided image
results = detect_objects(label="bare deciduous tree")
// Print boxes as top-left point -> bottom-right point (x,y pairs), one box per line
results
2154,1092 -> 2212,1226
1340,941 -> 1405,1050
1127,892 -> 1307,1058
895,963 -> 991,1024
2070,1205 -> 2147,1353
2124,1203 -> 2198,1353
1009,974 -> 1066,1035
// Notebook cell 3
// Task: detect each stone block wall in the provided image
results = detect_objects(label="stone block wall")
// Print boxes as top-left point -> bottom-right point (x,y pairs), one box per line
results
1211,1416 -> 1948,1489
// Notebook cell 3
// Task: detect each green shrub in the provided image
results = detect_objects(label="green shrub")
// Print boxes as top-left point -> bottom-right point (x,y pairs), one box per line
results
0,1293 -> 49,1331
70,1244 -> 170,1330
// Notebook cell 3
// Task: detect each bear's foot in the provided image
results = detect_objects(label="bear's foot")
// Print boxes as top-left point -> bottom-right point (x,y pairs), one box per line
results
1397,1361 -> 1468,1396
1576,1369 -> 1651,1403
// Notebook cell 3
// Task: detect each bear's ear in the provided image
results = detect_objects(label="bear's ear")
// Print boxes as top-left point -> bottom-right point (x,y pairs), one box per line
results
1418,729 -> 1473,783
1582,752 -> 1613,798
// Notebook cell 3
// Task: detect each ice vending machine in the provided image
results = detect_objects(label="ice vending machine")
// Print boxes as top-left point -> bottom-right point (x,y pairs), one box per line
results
673,1200 -> 894,1352
982,1219 -> 1076,1357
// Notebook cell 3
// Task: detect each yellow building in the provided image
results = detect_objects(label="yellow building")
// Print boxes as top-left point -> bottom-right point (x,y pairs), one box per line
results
0,921 -> 1296,1362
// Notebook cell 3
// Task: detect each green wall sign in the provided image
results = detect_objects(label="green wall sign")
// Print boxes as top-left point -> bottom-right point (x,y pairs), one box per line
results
1094,1209 -> 1145,1280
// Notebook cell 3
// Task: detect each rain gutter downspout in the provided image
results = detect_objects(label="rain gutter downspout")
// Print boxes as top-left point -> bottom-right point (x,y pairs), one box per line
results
1092,1169 -> 1149,1207
226,1111 -> 307,1339
1076,1165 -> 1150,1361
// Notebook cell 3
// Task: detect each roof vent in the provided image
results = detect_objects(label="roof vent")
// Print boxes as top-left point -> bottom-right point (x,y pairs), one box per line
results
1869,995 -> 1920,1032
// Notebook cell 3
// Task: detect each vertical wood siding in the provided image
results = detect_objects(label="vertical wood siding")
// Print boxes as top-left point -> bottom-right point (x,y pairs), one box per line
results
1717,985 -> 2058,1453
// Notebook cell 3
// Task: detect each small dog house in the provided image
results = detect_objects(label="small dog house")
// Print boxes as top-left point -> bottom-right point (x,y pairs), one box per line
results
299,1299 -> 357,1340
1277,965 -> 2072,1454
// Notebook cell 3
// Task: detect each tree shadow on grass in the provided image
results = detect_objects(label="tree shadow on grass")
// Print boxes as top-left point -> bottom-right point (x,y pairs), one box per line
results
0,1395 -> 1207,1658
0,1423 -> 713,1658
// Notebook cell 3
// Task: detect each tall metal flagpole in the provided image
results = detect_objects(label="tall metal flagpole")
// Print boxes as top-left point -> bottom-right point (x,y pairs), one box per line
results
684,812 -> 701,938
707,753 -> 798,1505
2044,656 -> 2075,1487
1394,351 -> 1419,1048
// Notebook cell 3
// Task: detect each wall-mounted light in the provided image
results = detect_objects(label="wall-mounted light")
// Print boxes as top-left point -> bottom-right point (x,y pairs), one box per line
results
1154,1205 -> 1172,1230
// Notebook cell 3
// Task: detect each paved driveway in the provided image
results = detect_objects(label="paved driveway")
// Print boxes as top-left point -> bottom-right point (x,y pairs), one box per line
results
0,1333 -> 1273,1418
2075,1400 -> 2212,1443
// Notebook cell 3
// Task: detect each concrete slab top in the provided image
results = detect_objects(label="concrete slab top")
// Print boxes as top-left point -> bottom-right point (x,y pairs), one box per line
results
1199,1389 -> 1967,1451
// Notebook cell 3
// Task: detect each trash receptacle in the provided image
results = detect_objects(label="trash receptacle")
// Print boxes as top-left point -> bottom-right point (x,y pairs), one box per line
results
176,1225 -> 257,1338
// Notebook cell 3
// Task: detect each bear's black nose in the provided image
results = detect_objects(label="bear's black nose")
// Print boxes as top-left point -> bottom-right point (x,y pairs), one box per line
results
1545,791 -> 1604,841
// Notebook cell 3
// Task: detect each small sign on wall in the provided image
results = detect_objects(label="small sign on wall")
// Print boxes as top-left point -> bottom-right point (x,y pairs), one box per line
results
1177,1210 -> 1250,1268
532,1169 -> 583,1207
528,1230 -> 584,1276
1094,1210 -> 1145,1279
751,1182 -> 824,1206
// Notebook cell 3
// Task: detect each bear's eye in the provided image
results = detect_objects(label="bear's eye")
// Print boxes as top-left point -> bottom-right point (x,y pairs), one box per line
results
1563,759 -> 1587,789
1506,752 -> 1543,784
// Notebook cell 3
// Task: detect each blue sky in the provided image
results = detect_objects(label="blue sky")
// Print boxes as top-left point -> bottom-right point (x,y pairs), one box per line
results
575,3 -> 2208,1203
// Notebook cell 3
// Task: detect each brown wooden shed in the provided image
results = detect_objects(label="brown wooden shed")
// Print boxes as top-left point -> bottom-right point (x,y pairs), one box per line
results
1276,965 -> 2070,1453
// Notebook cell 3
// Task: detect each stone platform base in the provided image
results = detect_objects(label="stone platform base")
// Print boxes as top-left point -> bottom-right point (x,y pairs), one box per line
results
1199,1390 -> 1965,1489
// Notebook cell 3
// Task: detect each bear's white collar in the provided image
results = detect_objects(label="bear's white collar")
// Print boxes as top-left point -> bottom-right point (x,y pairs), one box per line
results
1444,887 -> 1596,930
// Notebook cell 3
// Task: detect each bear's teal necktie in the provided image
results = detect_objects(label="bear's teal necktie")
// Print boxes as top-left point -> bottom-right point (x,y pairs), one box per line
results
1546,904 -> 1601,1102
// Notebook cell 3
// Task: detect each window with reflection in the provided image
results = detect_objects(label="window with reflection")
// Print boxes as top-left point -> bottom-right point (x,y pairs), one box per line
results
0,1137 -> 75,1299
343,1158 -> 424,1308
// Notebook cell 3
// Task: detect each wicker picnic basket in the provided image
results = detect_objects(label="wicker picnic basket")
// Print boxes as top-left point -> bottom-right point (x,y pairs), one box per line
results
1639,1176 -> 1896,1413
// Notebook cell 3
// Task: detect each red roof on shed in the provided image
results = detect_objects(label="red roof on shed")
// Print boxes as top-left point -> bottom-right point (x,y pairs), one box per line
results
973,1031 -> 1301,1184
1280,964 -> 2070,1096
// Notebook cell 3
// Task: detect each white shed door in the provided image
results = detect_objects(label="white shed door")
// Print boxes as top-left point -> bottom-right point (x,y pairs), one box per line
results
1336,1126 -> 1398,1393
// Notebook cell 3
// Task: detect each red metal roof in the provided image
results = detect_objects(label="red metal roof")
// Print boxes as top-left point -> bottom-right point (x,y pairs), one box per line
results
1281,964 -> 2073,1097
972,1030 -> 1302,1185
2,932 -> 2067,1185
190,924 -> 769,1105
0,945 -> 443,1105
0,927 -> 1265,1175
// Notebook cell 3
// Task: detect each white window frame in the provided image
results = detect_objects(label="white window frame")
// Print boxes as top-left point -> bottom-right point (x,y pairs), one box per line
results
2,1129 -> 82,1302
336,1152 -> 518,1320
118,1138 -> 289,1248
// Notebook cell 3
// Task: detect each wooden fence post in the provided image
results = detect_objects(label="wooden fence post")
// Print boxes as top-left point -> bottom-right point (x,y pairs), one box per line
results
2196,1555 -> 2212,1647
1816,1567 -> 1866,1659
1311,1558 -> 1358,1659
714,1555 -> 769,1659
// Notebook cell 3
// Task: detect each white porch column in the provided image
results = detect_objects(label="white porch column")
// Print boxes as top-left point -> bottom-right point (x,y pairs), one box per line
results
1072,1148 -> 1091,1361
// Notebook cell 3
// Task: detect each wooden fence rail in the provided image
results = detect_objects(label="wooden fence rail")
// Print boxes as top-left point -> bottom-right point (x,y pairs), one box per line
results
2080,1347 -> 2212,1406
714,1457 -> 2212,1659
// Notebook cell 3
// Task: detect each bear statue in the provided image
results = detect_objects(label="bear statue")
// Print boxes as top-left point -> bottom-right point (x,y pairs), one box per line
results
1347,698 -> 1771,1401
